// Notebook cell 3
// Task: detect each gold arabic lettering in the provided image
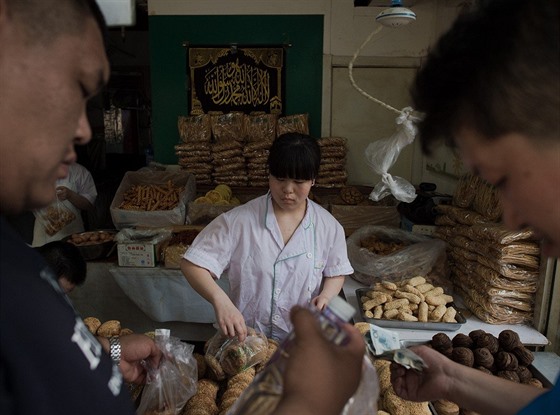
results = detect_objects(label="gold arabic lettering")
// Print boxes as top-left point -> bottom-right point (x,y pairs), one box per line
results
203,59 -> 270,106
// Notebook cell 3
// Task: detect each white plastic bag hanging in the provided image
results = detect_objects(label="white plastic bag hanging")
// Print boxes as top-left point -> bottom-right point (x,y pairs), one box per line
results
365,107 -> 421,203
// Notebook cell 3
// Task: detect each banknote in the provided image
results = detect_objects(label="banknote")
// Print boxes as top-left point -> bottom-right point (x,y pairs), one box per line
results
366,324 -> 427,371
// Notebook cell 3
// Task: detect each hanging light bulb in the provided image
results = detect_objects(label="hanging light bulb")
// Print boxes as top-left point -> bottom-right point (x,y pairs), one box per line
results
376,0 -> 416,27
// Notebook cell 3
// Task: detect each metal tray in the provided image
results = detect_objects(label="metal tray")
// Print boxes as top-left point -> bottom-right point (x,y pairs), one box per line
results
356,288 -> 466,331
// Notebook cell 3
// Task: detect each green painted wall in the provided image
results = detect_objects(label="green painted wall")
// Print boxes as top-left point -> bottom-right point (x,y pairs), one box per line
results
149,15 -> 323,164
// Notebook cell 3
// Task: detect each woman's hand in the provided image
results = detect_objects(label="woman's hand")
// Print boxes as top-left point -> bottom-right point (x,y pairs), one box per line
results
311,294 -> 330,310
213,298 -> 247,342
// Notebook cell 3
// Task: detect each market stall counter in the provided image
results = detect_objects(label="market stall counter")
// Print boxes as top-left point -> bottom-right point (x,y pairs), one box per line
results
343,276 -> 549,347
69,261 -> 226,341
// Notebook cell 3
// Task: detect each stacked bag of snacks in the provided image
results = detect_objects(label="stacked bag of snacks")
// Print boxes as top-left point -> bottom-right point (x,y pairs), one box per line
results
211,113 -> 248,187
276,113 -> 309,137
176,111 -> 353,191
176,115 -> 213,185
434,174 -> 540,324
244,113 -> 277,188
316,137 -> 349,188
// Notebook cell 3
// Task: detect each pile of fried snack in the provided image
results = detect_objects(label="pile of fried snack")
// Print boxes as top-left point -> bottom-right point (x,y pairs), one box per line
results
118,180 -> 183,211
359,277 -> 458,324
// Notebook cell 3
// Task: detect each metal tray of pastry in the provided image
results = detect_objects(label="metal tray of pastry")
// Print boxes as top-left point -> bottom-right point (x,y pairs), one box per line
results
356,288 -> 466,331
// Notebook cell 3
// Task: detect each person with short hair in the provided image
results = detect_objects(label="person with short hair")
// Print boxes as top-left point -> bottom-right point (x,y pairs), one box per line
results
0,1 -> 161,413
35,241 -> 87,294
181,132 -> 354,342
270,1 -> 560,414
32,162 -> 97,247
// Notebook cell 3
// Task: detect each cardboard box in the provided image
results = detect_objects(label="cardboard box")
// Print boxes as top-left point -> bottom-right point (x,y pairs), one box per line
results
117,243 -> 157,267
115,228 -> 172,267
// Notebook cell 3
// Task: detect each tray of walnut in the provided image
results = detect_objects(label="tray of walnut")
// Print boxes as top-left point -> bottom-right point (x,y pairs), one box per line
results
356,278 -> 466,331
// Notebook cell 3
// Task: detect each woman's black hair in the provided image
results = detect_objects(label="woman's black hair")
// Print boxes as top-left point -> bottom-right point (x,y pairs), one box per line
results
267,133 -> 321,180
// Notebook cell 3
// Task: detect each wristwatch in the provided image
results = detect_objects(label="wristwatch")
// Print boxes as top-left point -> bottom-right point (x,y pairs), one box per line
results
109,336 -> 121,365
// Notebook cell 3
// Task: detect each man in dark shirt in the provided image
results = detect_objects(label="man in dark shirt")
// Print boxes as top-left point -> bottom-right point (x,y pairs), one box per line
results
0,1 -> 161,413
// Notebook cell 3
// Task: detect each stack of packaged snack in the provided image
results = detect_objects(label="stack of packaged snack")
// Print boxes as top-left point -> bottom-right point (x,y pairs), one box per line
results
176,114 -> 213,185
434,175 -> 540,324
316,137 -> 348,188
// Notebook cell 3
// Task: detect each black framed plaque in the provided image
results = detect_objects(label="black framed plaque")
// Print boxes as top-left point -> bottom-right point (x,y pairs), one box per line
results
187,45 -> 285,115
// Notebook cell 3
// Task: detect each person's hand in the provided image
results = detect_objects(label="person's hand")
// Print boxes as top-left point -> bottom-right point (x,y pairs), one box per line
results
390,345 -> 454,402
118,334 -> 162,384
213,298 -> 247,342
274,306 -> 365,415
311,294 -> 330,311
55,186 -> 71,201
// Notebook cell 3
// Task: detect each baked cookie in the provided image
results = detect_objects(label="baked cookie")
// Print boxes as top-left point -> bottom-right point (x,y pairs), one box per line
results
339,186 -> 365,205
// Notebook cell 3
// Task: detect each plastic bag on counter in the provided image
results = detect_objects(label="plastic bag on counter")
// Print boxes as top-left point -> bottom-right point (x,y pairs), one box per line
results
347,225 -> 447,285
137,329 -> 198,415
114,227 -> 172,245
204,327 -> 268,378
34,198 -> 76,237
365,108 -> 420,203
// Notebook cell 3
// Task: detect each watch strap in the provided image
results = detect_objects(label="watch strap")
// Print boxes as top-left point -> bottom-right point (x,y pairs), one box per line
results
109,336 -> 121,365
